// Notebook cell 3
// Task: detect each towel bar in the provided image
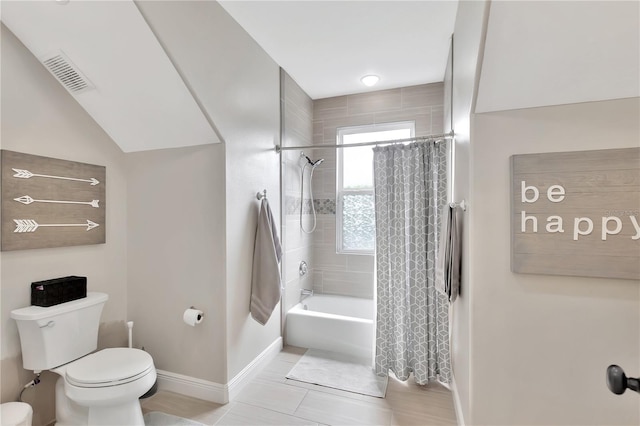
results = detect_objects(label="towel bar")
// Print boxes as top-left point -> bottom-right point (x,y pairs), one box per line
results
450,200 -> 466,211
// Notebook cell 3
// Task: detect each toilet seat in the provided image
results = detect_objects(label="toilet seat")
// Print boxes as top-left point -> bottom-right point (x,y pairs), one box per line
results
65,348 -> 154,388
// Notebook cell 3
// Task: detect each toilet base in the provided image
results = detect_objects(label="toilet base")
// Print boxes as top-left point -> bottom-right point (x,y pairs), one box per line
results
55,377 -> 88,426
54,377 -> 146,426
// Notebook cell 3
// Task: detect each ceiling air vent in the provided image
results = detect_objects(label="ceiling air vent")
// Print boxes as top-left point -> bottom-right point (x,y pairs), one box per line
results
41,51 -> 94,94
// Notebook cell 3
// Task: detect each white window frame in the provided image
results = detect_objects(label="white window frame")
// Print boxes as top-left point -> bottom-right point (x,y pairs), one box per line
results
336,121 -> 415,254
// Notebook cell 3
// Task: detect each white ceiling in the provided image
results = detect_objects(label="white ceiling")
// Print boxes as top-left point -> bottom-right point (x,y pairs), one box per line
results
476,1 -> 640,113
219,1 -> 458,100
3,1 -> 636,154
1,0 -> 221,153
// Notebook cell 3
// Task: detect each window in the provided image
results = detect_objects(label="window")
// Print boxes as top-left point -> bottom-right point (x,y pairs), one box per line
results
336,122 -> 415,254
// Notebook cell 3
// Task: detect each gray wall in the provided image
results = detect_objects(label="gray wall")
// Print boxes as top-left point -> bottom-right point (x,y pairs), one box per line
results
448,1 -> 490,423
2,4 -> 283,424
449,2 -> 640,424
0,24 -> 129,426
471,98 -> 640,425
126,145 -> 227,383
134,0 -> 282,381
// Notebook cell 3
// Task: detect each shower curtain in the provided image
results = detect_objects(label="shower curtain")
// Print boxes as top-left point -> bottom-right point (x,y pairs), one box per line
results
373,142 -> 451,385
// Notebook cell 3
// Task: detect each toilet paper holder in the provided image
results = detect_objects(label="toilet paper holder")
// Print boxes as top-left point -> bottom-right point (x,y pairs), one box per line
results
183,306 -> 204,326
191,306 -> 202,316
189,306 -> 203,321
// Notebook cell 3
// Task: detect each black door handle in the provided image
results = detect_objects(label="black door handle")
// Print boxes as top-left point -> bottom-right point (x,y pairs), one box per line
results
607,365 -> 640,395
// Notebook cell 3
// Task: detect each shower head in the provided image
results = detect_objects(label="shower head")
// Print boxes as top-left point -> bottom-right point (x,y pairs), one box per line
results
300,152 -> 324,167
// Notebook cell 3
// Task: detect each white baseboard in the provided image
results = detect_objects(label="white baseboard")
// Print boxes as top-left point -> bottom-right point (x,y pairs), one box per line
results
155,337 -> 283,404
451,375 -> 466,426
155,369 -> 227,403
227,336 -> 283,401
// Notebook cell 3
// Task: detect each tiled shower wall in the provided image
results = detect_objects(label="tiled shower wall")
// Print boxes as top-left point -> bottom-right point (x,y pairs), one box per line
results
310,83 -> 445,299
281,76 -> 445,304
281,70 -> 314,312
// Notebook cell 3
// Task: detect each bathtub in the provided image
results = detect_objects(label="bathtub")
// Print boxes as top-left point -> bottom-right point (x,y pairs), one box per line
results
285,294 -> 373,360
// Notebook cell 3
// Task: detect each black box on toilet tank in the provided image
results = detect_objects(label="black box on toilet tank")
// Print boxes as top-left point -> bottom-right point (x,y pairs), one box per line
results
31,276 -> 87,307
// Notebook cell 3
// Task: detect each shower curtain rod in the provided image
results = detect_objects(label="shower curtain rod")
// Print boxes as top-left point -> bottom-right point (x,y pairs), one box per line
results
275,131 -> 454,152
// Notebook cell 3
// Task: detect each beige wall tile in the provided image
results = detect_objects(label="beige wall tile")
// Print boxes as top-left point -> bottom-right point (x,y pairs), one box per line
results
346,254 -> 374,272
313,105 -> 349,121
321,270 -> 374,299
431,106 -> 445,134
314,96 -> 348,112
347,88 -> 402,115
311,270 -> 324,294
314,244 -> 348,270
374,107 -> 430,125
312,131 -> 324,145
301,216 -> 333,246
284,102 -> 313,145
401,83 -> 444,109
284,74 -> 313,117
312,120 -> 324,137
319,114 -> 377,142
285,217 -> 313,251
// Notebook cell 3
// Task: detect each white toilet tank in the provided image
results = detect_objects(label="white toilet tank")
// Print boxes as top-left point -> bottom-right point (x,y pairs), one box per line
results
10,292 -> 108,372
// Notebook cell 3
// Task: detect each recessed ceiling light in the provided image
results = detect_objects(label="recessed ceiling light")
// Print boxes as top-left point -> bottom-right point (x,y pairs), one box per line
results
361,75 -> 380,87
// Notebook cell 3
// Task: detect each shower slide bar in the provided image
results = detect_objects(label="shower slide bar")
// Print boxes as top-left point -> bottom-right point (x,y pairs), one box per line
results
275,131 -> 454,152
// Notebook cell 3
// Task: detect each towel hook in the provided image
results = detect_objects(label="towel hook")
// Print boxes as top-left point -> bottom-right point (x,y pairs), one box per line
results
256,189 -> 267,200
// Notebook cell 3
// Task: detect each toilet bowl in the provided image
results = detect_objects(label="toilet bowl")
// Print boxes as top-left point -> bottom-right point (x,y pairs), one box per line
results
54,348 -> 155,407
10,293 -> 156,426
53,348 -> 156,425
0,402 -> 33,426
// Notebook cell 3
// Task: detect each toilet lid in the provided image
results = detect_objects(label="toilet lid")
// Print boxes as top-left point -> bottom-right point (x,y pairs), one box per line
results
65,348 -> 154,387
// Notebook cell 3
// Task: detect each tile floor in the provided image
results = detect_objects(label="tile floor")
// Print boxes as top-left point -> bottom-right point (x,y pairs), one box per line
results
141,346 -> 458,426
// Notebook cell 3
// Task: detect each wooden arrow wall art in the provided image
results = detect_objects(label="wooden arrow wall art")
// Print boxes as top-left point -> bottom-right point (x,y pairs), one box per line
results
1,150 -> 106,251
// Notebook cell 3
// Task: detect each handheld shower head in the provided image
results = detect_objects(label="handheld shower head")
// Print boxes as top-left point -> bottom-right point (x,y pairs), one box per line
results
300,152 -> 324,167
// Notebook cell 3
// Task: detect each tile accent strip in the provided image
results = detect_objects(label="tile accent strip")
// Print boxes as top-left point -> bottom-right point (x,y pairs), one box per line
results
285,196 -> 335,215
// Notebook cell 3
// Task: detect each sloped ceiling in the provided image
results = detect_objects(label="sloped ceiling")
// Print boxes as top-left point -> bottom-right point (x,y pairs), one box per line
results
219,1 -> 458,100
476,1 -> 640,113
3,0 -> 636,150
1,0 -> 221,153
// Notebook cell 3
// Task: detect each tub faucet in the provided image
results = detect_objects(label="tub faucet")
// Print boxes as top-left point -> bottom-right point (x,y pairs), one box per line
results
300,288 -> 313,301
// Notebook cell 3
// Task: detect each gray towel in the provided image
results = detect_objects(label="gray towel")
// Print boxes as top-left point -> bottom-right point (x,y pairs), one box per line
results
435,204 -> 461,302
250,198 -> 282,325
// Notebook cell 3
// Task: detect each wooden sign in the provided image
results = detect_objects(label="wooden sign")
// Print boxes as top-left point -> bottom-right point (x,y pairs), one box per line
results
511,148 -> 640,280
1,150 -> 106,251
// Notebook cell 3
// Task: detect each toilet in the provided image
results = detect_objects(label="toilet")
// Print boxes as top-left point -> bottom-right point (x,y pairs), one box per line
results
10,293 -> 156,426
0,402 -> 33,426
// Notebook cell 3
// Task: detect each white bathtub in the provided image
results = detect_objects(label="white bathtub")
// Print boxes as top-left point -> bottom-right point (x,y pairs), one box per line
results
285,294 -> 373,360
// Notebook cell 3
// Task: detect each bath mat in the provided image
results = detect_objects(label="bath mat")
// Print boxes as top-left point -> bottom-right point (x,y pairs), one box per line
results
286,349 -> 388,398
144,411 -> 205,426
